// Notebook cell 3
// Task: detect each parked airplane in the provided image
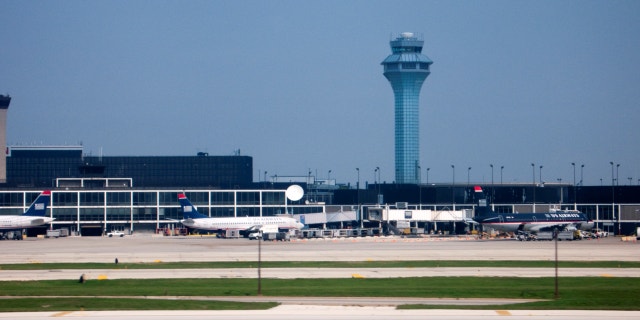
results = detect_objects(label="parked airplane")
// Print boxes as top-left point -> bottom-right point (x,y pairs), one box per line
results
0,190 -> 53,240
177,193 -> 304,236
471,186 -> 593,234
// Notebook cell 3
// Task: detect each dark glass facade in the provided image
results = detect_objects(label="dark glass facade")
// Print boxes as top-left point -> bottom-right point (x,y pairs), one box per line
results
5,146 -> 252,189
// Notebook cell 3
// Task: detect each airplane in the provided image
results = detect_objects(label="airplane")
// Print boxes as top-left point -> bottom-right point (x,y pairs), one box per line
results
177,193 -> 304,237
0,190 -> 53,240
470,186 -> 593,236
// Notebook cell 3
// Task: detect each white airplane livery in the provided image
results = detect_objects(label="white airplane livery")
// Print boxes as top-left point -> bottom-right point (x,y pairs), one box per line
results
178,193 -> 304,234
1,190 -> 53,239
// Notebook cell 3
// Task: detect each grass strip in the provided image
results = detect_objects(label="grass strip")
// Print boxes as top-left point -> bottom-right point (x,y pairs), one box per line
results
0,297 -> 277,312
1,260 -> 639,270
0,277 -> 638,311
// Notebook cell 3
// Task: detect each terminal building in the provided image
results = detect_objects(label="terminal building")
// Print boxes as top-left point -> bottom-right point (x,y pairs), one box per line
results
1,144 -> 639,237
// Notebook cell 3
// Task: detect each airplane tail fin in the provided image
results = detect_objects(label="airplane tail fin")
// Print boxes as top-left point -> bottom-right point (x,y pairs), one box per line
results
178,193 -> 209,219
23,190 -> 51,217
473,186 -> 492,216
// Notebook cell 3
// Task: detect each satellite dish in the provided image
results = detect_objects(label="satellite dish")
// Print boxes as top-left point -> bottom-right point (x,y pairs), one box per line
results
285,185 -> 304,201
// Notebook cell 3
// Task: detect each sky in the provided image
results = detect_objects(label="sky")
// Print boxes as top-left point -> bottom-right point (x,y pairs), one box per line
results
1,0 -> 639,187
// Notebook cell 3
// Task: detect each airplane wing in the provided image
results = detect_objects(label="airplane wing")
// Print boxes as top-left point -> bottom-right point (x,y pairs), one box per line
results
463,217 -> 478,225
528,223 -> 574,233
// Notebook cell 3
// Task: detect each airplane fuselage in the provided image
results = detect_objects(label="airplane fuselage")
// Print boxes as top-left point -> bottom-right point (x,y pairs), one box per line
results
0,216 -> 55,230
181,215 -> 303,231
473,212 -> 593,233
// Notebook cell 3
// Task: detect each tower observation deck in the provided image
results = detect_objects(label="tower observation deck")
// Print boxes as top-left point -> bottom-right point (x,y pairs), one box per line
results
381,32 -> 432,184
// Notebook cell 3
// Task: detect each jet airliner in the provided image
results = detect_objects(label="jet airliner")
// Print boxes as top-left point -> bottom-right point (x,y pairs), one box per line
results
178,193 -> 304,236
0,190 -> 53,240
471,186 -> 593,234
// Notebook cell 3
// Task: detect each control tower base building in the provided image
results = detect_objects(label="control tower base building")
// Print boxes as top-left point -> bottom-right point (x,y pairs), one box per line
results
381,32 -> 432,184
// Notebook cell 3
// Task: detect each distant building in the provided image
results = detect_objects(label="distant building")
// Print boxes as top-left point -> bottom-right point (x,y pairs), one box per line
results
381,32 -> 433,184
5,145 -> 252,189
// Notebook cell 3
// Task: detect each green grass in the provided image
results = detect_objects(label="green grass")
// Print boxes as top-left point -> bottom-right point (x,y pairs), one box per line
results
0,298 -> 277,312
0,277 -> 639,311
2,260 -> 639,270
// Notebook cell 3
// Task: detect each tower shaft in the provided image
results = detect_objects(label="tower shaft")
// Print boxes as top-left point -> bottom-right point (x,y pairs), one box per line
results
381,33 -> 432,184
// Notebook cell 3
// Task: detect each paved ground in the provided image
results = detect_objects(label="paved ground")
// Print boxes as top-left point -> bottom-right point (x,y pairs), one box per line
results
1,308 -> 639,320
1,234 -> 635,264
1,235 -> 638,319
1,267 -> 638,281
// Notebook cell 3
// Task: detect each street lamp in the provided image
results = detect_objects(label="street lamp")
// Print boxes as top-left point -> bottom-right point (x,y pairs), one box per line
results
426,168 -> 430,184
451,165 -> 455,208
531,163 -> 536,213
467,167 -> 471,186
500,166 -> 504,184
610,161 -> 615,235
539,165 -> 544,184
610,162 -> 614,186
356,168 -> 361,228
531,163 -> 535,185
580,164 -> 584,186
490,164 -> 494,185
451,165 -> 455,184
571,163 -> 577,209
374,167 -> 380,204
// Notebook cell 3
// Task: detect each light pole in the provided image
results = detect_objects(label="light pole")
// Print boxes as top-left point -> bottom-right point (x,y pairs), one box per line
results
531,163 -> 536,213
580,164 -> 584,186
490,164 -> 494,204
539,165 -> 544,184
616,164 -> 620,186
467,167 -> 471,186
257,228 -> 262,296
426,168 -> 430,184
374,167 -> 380,204
417,165 -> 422,208
610,161 -> 615,235
451,165 -> 455,208
572,163 -> 576,208
490,164 -> 494,185
500,166 -> 504,184
356,168 -> 361,227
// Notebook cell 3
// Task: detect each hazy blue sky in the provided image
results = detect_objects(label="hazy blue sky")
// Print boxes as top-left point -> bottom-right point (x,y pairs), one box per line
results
1,0 -> 639,186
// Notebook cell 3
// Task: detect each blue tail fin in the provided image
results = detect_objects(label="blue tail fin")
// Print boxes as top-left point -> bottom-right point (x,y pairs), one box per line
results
178,193 -> 208,219
23,190 -> 51,217
473,186 -> 493,216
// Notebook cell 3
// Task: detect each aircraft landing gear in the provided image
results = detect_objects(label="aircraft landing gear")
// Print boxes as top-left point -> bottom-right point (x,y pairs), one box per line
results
516,231 -> 533,241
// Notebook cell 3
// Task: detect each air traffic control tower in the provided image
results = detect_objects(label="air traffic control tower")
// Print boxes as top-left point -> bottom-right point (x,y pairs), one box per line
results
0,95 -> 10,184
382,32 -> 432,184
